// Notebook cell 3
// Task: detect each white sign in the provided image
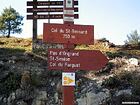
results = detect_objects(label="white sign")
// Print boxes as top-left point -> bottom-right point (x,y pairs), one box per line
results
62,72 -> 75,86
64,10 -> 74,15
64,16 -> 74,22
66,0 -> 73,8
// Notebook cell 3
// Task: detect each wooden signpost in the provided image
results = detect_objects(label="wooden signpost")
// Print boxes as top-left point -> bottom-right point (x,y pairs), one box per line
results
42,0 -> 108,105
27,0 -> 108,105
27,14 -> 79,19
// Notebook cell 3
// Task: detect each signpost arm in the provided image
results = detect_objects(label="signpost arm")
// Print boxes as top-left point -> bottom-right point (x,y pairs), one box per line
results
32,0 -> 38,51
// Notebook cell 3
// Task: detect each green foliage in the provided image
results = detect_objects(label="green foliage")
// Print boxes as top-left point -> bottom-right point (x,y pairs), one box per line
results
102,70 -> 140,94
117,71 -> 133,83
102,76 -> 121,88
0,6 -> 23,37
31,72 -> 41,87
102,71 -> 133,89
125,30 -> 140,45
106,51 -> 129,59
131,76 -> 140,96
0,72 -> 21,96
98,37 -> 109,42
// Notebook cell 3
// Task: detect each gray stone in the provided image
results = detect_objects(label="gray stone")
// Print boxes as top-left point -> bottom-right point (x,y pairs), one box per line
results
115,89 -> 132,96
37,91 -> 47,100
7,92 -> 16,105
32,100 -> 45,105
0,61 -> 4,65
3,98 -> 7,103
0,96 -> 3,101
15,89 -> 26,99
17,101 -> 27,105
32,90 -> 47,105
54,93 -> 59,103
77,89 -> 110,105
56,81 -> 62,94
128,58 -> 139,66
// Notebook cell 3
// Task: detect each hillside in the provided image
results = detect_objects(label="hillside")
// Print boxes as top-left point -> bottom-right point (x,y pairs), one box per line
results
0,37 -> 140,105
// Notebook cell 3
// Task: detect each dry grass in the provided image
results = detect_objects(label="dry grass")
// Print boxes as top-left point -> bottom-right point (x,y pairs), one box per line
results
0,37 -> 140,56
0,37 -> 32,51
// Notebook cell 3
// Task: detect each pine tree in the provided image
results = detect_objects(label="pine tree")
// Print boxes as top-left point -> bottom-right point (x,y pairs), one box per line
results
125,30 -> 140,45
0,6 -> 23,38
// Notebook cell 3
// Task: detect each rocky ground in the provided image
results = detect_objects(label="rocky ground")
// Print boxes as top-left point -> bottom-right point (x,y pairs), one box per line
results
0,37 -> 140,105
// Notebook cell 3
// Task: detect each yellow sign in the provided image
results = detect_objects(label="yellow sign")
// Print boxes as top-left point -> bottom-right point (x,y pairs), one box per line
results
62,73 -> 75,86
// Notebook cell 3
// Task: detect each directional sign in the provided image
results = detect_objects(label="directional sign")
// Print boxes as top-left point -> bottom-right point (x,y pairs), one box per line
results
27,14 -> 78,19
43,23 -> 94,44
27,1 -> 78,6
62,72 -> 75,86
27,8 -> 63,13
48,49 -> 108,71
27,7 -> 78,13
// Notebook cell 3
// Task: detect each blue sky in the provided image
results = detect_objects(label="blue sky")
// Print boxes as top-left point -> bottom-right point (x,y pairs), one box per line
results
0,0 -> 140,45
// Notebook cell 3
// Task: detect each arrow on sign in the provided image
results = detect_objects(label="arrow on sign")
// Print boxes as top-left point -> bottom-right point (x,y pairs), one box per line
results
27,1 -> 78,6
27,14 -> 79,19
27,7 -> 78,13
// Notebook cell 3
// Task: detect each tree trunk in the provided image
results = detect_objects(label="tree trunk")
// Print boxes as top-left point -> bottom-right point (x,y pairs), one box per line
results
6,21 -> 11,38
6,33 -> 10,38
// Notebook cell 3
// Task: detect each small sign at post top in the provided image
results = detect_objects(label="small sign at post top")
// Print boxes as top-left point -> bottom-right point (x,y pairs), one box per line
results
62,72 -> 75,86
66,0 -> 73,8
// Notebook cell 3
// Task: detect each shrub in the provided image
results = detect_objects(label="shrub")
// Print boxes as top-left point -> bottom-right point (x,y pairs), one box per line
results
102,76 -> 121,89
30,72 -> 41,87
106,51 -> 129,59
125,30 -> 140,45
0,72 -> 21,96
117,71 -> 133,82
131,76 -> 140,96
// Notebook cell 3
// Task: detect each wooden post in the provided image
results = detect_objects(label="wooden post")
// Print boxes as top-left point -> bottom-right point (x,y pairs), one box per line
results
48,0 -> 50,23
63,0 -> 75,104
63,42 -> 75,105
32,0 -> 38,51
63,86 -> 75,105
62,56 -> 75,105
